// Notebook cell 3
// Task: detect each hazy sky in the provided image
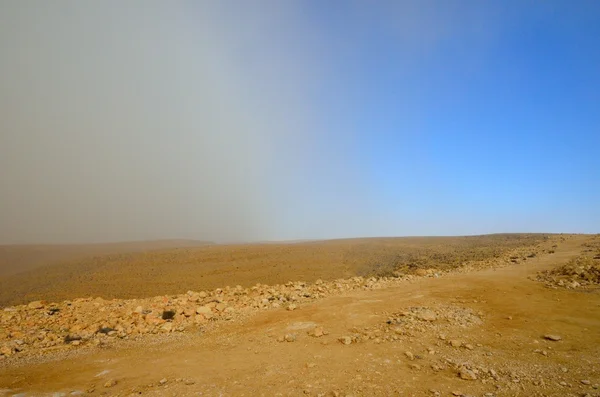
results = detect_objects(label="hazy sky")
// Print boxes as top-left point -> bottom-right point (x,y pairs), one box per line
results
1,1 -> 599,244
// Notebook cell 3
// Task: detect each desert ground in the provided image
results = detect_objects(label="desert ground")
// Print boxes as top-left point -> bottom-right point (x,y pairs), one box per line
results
1,234 -> 599,397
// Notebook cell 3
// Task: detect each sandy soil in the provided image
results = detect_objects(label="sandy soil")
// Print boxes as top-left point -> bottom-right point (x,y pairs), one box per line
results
1,234 -> 599,396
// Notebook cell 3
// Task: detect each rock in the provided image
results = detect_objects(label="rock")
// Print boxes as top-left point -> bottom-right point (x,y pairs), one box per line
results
458,368 -> 477,380
196,306 -> 212,315
184,379 -> 195,385
309,327 -> 325,337
104,379 -> 117,388
287,304 -> 297,311
27,301 -> 44,310
409,363 -> 421,370
404,351 -> 414,360
417,310 -> 437,321
0,345 -> 13,356
284,334 -> 297,342
581,380 -> 591,385
449,339 -> 462,347
339,336 -> 352,345
159,378 -> 168,385
543,334 -> 562,341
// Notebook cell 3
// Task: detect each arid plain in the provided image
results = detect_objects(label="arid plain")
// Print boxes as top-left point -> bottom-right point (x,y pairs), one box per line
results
1,234 -> 599,397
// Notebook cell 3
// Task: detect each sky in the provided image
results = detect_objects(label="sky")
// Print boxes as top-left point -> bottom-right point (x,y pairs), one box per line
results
0,1 -> 599,244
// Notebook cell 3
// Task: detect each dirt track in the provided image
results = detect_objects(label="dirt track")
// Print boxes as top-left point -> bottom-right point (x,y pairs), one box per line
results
1,235 -> 599,396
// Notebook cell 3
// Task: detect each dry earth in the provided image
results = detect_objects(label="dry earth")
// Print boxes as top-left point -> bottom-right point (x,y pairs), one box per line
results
0,241 -> 212,278
0,235 -> 549,307
1,234 -> 599,397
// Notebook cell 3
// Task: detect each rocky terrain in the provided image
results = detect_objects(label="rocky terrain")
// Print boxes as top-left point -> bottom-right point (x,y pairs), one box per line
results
0,234 -> 550,307
1,234 -> 599,397
534,239 -> 600,289
0,238 -> 556,360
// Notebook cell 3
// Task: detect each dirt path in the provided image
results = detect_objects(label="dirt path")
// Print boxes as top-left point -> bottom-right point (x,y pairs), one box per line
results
1,236 -> 599,397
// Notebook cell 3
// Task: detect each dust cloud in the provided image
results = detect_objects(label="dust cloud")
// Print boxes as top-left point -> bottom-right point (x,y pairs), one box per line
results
0,1 -> 359,243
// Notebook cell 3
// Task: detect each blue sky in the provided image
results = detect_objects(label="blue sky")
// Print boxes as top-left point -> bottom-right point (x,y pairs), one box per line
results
0,1 -> 598,243
293,0 -> 600,236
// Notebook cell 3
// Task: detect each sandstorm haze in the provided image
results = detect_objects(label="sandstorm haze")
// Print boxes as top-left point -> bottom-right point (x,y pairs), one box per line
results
1,1 -> 599,244
0,1 -> 347,243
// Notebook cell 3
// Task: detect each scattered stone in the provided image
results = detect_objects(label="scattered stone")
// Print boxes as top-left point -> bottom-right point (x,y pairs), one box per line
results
196,306 -> 212,315
103,379 -> 117,388
417,310 -> 437,321
404,351 -> 414,360
287,304 -> 297,311
544,334 -> 562,341
309,327 -> 326,337
284,334 -> 297,342
27,301 -> 45,310
339,336 -> 352,345
159,378 -> 168,385
458,367 -> 477,380
581,380 -> 591,385
94,370 -> 111,377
